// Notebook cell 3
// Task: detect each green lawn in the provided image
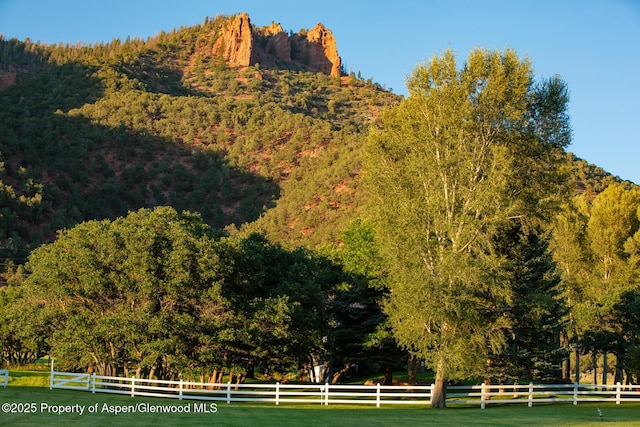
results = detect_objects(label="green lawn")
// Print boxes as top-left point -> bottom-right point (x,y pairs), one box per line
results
5,370 -> 50,388
1,386 -> 640,426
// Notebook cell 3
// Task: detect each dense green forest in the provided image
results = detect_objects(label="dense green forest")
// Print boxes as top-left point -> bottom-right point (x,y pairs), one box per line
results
1,14 -> 639,401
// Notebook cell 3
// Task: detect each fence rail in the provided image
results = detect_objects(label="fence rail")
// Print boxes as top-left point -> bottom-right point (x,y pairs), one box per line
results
0,369 -> 7,387
48,369 -> 640,408
49,371 -> 432,407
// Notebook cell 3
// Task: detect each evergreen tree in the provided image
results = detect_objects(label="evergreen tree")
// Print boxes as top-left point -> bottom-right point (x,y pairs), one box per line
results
491,225 -> 568,382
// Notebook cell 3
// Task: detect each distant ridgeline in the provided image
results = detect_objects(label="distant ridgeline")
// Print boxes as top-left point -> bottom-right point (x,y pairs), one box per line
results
0,11 -> 344,89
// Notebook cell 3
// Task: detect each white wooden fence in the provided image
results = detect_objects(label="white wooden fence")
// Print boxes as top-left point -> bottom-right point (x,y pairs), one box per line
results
48,369 -> 640,408
0,369 -> 8,387
49,370 -> 431,407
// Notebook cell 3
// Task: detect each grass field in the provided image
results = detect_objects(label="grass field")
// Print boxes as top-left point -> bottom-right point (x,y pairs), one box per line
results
3,369 -> 640,426
1,385 -> 640,427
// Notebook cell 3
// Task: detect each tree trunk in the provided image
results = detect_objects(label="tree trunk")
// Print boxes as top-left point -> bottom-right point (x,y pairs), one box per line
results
431,364 -> 447,408
246,362 -> 255,379
592,352 -> 597,385
602,351 -> 608,385
574,345 -> 580,383
407,355 -> 419,385
484,358 -> 492,401
331,362 -> 354,384
561,331 -> 570,381
308,363 -> 315,383
563,355 -> 571,381
382,363 -> 393,385
615,357 -> 624,385
208,371 -> 217,390
231,372 -> 245,390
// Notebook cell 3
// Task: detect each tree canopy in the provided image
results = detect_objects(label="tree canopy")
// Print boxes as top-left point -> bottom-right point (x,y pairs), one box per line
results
364,48 -> 571,407
551,182 -> 640,383
12,207 -> 341,381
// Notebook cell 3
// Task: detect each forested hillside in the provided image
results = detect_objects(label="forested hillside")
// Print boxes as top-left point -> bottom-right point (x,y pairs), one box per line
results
0,14 -> 628,266
0,14 -> 398,268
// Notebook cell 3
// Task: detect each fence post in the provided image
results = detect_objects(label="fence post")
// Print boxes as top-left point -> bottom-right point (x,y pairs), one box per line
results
481,383 -> 486,409
131,376 -> 135,397
49,359 -> 54,390
376,382 -> 381,408
325,382 -> 329,406
573,382 -> 578,405
276,382 -> 280,405
226,381 -> 231,405
616,382 -> 621,405
528,383 -> 533,407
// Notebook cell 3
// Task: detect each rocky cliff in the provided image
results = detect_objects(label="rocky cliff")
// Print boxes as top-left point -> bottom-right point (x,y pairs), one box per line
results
292,23 -> 341,77
212,13 -> 256,67
212,13 -> 341,77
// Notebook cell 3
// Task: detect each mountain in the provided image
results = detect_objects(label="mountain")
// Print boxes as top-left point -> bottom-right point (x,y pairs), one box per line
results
0,12 -> 627,267
0,13 -> 398,264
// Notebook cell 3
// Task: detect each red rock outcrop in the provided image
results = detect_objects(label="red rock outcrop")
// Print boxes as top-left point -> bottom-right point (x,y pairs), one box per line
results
212,12 -> 255,67
297,23 -> 341,77
263,23 -> 291,63
210,13 -> 341,77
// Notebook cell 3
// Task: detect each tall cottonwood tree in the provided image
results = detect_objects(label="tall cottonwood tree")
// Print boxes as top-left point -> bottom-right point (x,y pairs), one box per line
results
365,49 -> 570,407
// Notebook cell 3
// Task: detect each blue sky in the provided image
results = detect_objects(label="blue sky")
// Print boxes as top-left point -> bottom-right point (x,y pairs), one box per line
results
1,0 -> 638,183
